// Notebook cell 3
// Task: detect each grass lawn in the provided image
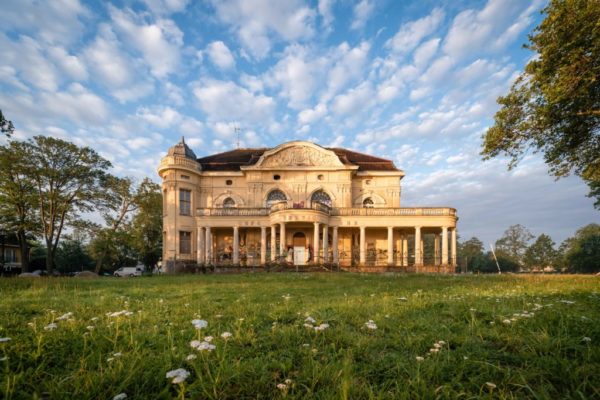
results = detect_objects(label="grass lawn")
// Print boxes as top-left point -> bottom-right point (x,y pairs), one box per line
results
0,273 -> 599,399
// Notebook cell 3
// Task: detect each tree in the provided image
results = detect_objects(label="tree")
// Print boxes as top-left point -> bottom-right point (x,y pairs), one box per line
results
524,233 -> 557,270
55,236 -> 94,274
481,1 -> 600,206
494,224 -> 534,267
93,176 -> 140,273
131,178 -> 162,271
0,110 -> 14,137
0,141 -> 39,272
564,223 -> 600,273
458,237 -> 486,273
481,252 -> 520,273
24,136 -> 111,273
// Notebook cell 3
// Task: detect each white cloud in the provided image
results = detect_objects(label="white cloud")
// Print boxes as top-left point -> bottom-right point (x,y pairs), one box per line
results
179,117 -> 204,136
206,41 -> 236,70
209,0 -> 316,59
193,79 -> 275,123
351,0 -> 375,30
136,106 -> 182,129
40,83 -> 109,126
318,0 -> 336,28
413,38 -> 440,69
143,0 -> 190,15
443,0 -> 544,58
332,82 -> 374,115
322,41 -> 371,101
385,8 -> 444,55
110,6 -> 183,78
47,46 -> 88,81
298,103 -> 327,125
0,0 -> 89,46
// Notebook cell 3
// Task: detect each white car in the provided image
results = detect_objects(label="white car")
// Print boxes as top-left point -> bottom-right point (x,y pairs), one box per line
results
113,266 -> 144,277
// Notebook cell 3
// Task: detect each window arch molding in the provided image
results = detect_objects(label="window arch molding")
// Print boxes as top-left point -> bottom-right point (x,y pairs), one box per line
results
310,189 -> 333,207
214,192 -> 245,208
264,188 -> 289,207
352,192 -> 386,207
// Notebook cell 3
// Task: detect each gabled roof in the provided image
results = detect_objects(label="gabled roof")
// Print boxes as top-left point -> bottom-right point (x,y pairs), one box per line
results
196,146 -> 399,171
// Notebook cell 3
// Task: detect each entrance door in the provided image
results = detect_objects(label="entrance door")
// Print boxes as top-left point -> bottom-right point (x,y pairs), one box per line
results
292,232 -> 306,265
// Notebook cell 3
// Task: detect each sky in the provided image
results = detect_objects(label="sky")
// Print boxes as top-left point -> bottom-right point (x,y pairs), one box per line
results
0,0 -> 597,247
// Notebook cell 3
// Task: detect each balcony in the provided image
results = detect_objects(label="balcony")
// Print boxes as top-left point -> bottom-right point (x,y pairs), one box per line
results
196,205 -> 456,217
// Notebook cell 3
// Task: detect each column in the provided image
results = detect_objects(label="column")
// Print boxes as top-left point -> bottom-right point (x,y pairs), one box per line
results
415,226 -> 422,266
260,226 -> 267,265
442,226 -> 448,265
279,222 -> 286,256
434,234 -> 440,265
322,225 -> 329,262
451,228 -> 457,266
402,236 -> 408,266
313,222 -> 320,263
270,225 -> 276,261
233,226 -> 239,264
197,227 -> 204,264
332,226 -> 339,264
205,227 -> 212,264
359,226 -> 366,265
387,227 -> 394,266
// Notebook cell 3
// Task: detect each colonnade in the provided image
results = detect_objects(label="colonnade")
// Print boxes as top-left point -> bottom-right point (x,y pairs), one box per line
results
196,224 -> 458,267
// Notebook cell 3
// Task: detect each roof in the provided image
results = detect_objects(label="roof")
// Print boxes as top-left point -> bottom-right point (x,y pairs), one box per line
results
196,147 -> 399,171
167,137 -> 197,159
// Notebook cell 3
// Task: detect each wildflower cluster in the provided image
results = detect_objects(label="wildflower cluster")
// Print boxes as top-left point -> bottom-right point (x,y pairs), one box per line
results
364,320 -> 377,330
107,310 -> 134,318
166,368 -> 190,384
303,316 -> 329,331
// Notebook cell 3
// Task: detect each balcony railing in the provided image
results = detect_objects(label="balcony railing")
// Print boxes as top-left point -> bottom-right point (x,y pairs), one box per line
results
196,205 -> 456,217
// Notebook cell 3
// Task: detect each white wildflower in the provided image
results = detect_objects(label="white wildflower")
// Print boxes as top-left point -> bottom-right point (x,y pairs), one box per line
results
277,383 -> 288,390
108,310 -> 133,318
0,337 -> 11,343
113,393 -> 127,400
204,336 -> 213,342
429,348 -> 439,353
91,317 -> 99,322
56,312 -> 73,321
305,316 -> 316,324
415,356 -> 424,362
365,320 -> 377,330
44,323 -> 58,331
433,343 -> 442,349
166,368 -> 190,384
485,382 -> 497,389
0,357 -> 7,361
314,323 -> 329,331
284,379 -> 292,385
107,357 -> 114,362
438,340 -> 446,345
113,352 -> 122,357
302,343 -> 310,347
502,319 -> 512,325
186,354 -> 197,361
86,326 -> 94,331
282,294 -> 292,300
191,319 -> 208,330
398,297 -> 408,301
582,337 -> 591,343
221,331 -> 232,340
303,323 -> 314,329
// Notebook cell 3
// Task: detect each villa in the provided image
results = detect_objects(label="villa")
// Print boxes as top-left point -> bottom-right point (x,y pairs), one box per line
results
158,139 -> 458,272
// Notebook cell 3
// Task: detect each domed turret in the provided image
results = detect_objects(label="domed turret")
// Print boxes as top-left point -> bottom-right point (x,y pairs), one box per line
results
167,137 -> 197,160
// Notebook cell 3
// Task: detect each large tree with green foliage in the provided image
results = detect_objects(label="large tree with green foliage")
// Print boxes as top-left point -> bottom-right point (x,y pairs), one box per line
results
524,233 -> 558,270
131,178 -> 162,270
24,136 -> 111,273
0,141 -> 38,271
564,223 -> 600,273
494,224 -> 534,267
482,0 -> 600,206
0,110 -> 14,137
458,237 -> 486,273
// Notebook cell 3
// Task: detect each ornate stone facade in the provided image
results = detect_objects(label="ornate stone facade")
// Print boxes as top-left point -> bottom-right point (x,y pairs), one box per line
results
158,140 -> 458,272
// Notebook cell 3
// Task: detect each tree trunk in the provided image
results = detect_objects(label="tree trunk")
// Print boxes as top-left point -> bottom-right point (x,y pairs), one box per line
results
16,229 -> 29,272
45,241 -> 54,274
95,247 -> 108,274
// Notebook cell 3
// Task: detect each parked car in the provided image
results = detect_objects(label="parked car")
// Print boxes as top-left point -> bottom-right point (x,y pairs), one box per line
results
114,266 -> 144,277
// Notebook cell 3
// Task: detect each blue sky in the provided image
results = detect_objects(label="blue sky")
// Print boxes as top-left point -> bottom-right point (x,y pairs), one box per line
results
0,0 -> 597,246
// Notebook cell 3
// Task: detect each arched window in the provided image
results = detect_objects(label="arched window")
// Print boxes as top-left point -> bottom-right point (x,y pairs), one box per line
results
311,190 -> 332,207
223,197 -> 235,208
266,190 -> 287,207
363,197 -> 374,208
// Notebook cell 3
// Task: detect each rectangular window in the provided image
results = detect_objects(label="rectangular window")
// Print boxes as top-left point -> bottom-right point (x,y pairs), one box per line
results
180,189 -> 191,215
4,248 -> 17,263
179,231 -> 191,254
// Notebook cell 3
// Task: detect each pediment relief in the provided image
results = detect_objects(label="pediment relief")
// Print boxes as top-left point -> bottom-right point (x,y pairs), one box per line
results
250,143 -> 345,169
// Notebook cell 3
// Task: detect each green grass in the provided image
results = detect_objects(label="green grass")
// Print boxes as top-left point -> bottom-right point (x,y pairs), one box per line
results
0,273 -> 599,399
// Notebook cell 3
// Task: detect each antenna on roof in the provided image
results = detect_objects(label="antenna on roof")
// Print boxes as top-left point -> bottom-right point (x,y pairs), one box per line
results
233,123 -> 241,149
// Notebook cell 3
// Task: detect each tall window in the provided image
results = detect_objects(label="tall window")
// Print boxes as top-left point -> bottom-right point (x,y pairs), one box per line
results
223,197 -> 235,208
266,190 -> 287,207
179,231 -> 191,254
311,190 -> 332,207
363,197 -> 374,208
180,189 -> 191,215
